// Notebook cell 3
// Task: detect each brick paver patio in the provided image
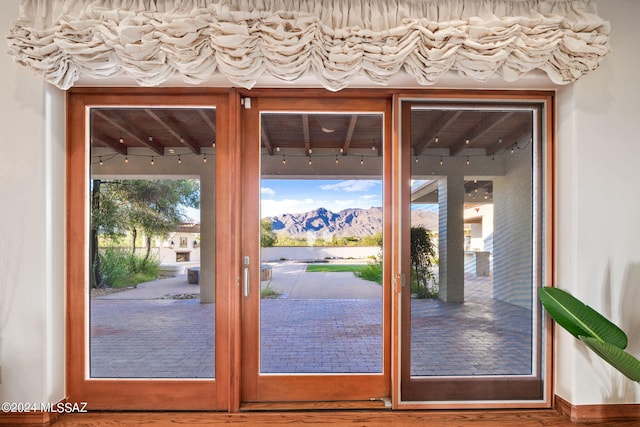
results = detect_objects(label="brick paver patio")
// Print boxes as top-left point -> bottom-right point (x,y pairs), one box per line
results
90,265 -> 533,378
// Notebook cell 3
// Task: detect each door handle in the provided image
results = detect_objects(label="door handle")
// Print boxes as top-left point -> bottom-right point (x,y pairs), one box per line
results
243,256 -> 250,297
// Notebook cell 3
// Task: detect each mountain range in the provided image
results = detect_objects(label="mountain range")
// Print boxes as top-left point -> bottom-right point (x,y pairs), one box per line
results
267,206 -> 437,238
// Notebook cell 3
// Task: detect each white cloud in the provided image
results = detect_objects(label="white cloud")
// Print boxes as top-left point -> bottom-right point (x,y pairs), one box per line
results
319,180 -> 381,192
261,198 -> 315,217
261,186 -> 276,195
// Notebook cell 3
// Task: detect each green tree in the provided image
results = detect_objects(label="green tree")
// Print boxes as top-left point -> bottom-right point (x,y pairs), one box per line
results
116,179 -> 200,259
90,179 -> 200,287
261,218 -> 277,247
410,226 -> 437,298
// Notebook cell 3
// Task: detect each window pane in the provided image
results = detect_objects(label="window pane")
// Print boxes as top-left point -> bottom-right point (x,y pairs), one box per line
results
409,107 -> 536,378
259,112 -> 384,374
88,108 -> 216,379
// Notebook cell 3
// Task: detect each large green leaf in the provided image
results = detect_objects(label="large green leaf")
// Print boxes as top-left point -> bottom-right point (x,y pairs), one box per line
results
579,336 -> 640,382
538,287 -> 628,349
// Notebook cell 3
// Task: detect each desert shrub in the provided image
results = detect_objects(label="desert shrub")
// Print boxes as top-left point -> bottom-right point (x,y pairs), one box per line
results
98,248 -> 160,288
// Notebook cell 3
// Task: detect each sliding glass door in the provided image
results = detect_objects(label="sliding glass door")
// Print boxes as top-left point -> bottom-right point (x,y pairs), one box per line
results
398,97 -> 552,403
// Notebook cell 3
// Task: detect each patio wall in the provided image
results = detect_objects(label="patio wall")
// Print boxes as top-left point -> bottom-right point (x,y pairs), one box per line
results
261,246 -> 379,262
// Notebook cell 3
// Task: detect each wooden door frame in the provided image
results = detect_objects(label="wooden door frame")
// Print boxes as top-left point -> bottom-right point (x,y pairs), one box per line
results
66,88 -> 232,410
66,87 -> 554,412
237,90 -> 393,404
392,90 -> 555,409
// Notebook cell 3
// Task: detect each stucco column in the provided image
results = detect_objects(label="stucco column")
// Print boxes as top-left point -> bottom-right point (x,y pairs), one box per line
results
199,169 -> 215,303
438,175 -> 465,303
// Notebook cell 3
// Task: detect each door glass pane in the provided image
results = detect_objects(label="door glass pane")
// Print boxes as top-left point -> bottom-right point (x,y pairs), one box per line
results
89,108 -> 216,378
259,112 -> 384,374
409,107 -> 537,377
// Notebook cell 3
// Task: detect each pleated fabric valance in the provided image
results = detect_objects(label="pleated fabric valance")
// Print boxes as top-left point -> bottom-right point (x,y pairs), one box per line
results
6,0 -> 610,91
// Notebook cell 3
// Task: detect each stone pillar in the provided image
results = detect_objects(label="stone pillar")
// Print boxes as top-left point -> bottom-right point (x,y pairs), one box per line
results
199,169 -> 216,303
438,175 -> 465,303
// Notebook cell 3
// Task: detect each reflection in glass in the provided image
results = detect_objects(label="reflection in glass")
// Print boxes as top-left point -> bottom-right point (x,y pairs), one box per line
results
88,108 -> 216,378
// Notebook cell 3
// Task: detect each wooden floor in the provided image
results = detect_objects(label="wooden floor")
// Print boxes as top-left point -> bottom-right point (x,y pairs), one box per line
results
50,409 -> 639,426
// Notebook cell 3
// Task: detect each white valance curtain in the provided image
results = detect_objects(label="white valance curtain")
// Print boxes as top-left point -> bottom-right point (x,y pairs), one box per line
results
6,0 -> 610,90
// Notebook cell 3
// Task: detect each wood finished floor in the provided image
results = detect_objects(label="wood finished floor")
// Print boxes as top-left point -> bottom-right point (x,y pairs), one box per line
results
50,410 -> 639,426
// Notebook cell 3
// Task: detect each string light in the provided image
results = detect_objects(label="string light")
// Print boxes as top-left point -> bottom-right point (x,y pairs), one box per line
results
466,156 -> 470,165
335,155 -> 339,164
439,156 -> 443,166
203,154 -> 207,163
212,141 -> 216,148
150,156 -> 155,166
276,146 -> 280,152
308,156 -> 312,165
178,155 -> 182,164
119,136 -> 124,144
308,147 -> 313,154
511,147 -> 515,154
465,138 -> 470,145
282,155 -> 286,165
99,156 -> 103,166
371,144 -> 376,151
360,155 -> 364,165
434,136 -> 439,143
415,156 -> 419,163
124,156 -> 128,164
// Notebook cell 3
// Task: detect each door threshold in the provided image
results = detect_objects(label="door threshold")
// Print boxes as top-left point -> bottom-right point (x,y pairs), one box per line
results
240,400 -> 390,411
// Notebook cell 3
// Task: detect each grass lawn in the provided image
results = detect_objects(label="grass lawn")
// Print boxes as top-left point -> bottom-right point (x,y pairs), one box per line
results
305,264 -> 367,273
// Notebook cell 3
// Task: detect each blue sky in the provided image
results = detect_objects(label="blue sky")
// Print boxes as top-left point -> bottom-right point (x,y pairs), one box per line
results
261,179 -> 383,218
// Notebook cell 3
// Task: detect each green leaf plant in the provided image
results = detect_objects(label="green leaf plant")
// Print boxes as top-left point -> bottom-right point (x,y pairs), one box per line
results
538,287 -> 640,382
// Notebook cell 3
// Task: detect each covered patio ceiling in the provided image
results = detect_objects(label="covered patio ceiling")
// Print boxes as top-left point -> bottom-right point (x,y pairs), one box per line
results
90,107 -> 533,160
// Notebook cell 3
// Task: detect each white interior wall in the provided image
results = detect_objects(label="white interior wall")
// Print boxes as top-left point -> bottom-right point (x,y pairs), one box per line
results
554,0 -> 640,406
0,0 -> 65,404
1,0 -> 639,408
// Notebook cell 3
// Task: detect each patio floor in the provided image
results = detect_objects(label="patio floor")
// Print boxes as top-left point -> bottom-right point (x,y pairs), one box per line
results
90,262 -> 533,378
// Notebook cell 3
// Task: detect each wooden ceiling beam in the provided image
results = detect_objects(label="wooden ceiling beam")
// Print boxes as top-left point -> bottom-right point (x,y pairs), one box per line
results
486,122 -> 532,156
302,114 -> 311,155
93,110 -> 164,155
92,135 -> 127,155
341,115 -> 358,156
450,112 -> 515,156
144,109 -> 201,155
413,110 -> 463,156
261,123 -> 275,156
197,109 -> 216,134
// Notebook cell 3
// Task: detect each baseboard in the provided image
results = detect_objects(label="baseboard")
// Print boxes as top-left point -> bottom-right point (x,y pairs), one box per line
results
0,410 -> 59,427
554,395 -> 640,423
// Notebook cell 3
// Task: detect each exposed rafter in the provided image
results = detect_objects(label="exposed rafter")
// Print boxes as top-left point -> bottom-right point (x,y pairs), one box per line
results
197,109 -> 216,135
144,109 -> 201,154
341,115 -> 358,156
92,135 -> 127,155
93,110 -> 164,155
413,110 -> 463,156
302,114 -> 310,154
450,112 -> 515,156
261,123 -> 274,156
486,122 -> 532,156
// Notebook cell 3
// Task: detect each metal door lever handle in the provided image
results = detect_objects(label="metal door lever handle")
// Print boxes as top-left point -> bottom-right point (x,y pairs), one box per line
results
243,256 -> 250,297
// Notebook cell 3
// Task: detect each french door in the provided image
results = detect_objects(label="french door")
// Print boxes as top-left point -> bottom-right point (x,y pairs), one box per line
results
239,95 -> 392,403
67,89 -> 230,409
